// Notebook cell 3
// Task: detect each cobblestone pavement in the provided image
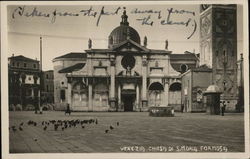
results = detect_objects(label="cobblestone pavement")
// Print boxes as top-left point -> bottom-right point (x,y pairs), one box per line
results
9,111 -> 244,153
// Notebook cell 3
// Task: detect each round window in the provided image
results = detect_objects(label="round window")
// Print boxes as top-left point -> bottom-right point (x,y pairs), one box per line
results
180,64 -> 188,73
121,55 -> 136,69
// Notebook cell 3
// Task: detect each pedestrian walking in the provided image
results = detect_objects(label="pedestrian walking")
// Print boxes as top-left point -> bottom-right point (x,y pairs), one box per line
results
220,101 -> 226,116
65,103 -> 71,115
181,104 -> 184,113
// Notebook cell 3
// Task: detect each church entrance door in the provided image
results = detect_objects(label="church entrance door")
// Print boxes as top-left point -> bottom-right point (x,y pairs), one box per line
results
123,94 -> 135,111
122,90 -> 135,112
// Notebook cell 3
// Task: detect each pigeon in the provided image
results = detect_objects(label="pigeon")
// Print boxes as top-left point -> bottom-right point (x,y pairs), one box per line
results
20,122 -> 24,126
43,126 -> 47,131
62,127 -> 64,131
82,125 -> 85,129
33,138 -> 38,141
33,122 -> 37,126
110,126 -> 114,130
117,122 -> 119,126
54,124 -> 58,131
19,126 -> 23,131
95,119 -> 98,124
105,130 -> 109,133
12,126 -> 17,132
27,120 -> 32,125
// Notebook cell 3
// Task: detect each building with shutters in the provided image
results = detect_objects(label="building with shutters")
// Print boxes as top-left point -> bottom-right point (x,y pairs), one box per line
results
8,55 -> 41,110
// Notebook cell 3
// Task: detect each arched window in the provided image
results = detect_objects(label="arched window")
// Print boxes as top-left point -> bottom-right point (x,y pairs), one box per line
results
169,82 -> 182,108
93,83 -> 108,107
72,82 -> 87,107
148,82 -> 164,106
73,82 -> 87,93
148,82 -> 164,91
169,82 -> 182,91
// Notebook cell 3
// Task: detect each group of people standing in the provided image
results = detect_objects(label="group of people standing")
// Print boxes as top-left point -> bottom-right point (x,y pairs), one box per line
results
180,101 -> 227,116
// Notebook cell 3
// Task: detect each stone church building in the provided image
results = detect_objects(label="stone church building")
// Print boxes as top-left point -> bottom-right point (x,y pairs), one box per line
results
53,10 -> 199,111
53,5 -> 242,112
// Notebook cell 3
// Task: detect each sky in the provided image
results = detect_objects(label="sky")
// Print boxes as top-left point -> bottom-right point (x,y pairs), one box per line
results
7,4 -> 243,71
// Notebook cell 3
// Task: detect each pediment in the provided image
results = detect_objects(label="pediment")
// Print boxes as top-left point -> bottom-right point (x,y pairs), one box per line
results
112,39 -> 149,52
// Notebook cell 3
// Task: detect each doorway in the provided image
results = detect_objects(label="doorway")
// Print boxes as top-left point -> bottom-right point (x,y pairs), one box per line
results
122,94 -> 135,112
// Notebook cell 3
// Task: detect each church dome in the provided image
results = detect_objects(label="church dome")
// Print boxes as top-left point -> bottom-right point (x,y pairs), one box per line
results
108,10 -> 141,48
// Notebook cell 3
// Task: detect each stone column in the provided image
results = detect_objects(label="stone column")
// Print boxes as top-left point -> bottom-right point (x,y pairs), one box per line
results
31,88 -> 34,98
136,85 -> 140,111
118,84 -> 121,111
164,82 -> 169,106
109,57 -> 116,111
141,55 -> 148,110
38,89 -> 42,113
67,82 -> 72,107
87,53 -> 92,76
110,66 -> 115,98
88,81 -> 93,111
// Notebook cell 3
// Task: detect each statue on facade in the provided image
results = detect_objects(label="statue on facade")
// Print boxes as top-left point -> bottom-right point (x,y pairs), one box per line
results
144,36 -> 147,47
126,65 -> 131,75
88,38 -> 92,49
109,36 -> 113,45
165,39 -> 168,50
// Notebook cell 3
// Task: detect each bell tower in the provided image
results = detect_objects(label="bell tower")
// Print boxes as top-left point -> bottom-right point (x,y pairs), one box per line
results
200,4 -> 238,110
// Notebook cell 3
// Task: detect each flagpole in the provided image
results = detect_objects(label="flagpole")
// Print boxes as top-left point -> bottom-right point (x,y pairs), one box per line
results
39,36 -> 43,114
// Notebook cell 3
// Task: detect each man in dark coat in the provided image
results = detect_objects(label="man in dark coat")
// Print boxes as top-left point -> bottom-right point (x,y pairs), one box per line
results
181,104 -> 184,113
65,103 -> 71,115
220,101 -> 226,116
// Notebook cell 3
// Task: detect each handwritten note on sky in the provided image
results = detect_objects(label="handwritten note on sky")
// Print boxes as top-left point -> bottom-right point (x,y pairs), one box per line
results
8,5 -> 200,70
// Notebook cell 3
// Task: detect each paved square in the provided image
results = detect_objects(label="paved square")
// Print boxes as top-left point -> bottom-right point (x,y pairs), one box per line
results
9,111 -> 244,153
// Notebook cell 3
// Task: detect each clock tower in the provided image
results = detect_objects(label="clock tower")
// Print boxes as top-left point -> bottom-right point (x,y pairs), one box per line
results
200,4 -> 238,110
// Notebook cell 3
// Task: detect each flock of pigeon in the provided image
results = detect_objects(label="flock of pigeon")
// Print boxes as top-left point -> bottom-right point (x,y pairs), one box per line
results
10,119 -> 120,135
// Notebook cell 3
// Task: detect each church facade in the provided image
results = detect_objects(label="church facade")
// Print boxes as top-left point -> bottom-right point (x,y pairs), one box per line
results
53,10 -> 198,111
